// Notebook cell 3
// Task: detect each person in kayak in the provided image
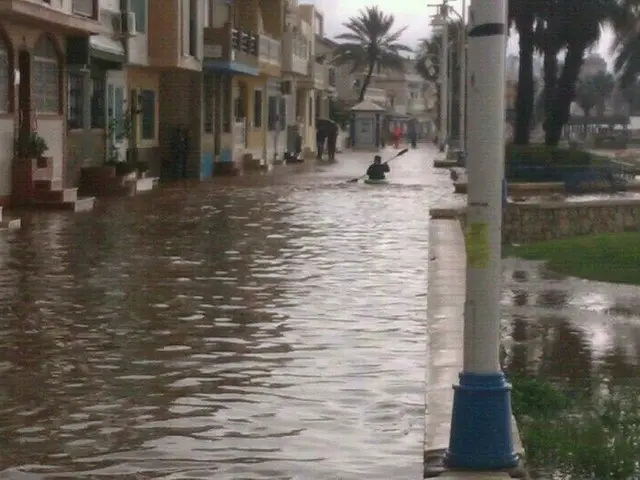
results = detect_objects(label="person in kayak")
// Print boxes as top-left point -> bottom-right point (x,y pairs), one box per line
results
366,155 -> 390,181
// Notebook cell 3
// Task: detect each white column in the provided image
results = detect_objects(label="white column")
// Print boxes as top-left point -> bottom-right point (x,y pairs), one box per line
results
439,5 -> 449,150
445,0 -> 517,470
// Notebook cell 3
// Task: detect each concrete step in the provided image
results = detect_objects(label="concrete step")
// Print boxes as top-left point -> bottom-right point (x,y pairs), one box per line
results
34,179 -> 64,191
0,216 -> 21,230
34,187 -> 78,203
73,197 -> 96,212
134,177 -> 159,193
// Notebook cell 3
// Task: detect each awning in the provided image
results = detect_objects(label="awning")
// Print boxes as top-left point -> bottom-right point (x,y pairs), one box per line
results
203,59 -> 259,76
90,35 -> 125,65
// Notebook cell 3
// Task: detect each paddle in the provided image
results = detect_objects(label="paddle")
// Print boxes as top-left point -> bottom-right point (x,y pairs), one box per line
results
346,148 -> 410,183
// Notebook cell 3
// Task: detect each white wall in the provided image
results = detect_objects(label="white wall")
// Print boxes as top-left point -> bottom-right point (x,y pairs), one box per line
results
38,118 -> 64,181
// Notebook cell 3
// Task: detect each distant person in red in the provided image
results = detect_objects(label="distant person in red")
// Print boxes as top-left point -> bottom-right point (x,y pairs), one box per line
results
393,126 -> 402,148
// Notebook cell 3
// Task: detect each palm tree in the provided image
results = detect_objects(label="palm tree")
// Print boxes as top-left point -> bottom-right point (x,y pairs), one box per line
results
332,6 -> 411,102
508,0 -> 540,145
575,77 -> 600,118
415,20 -> 463,139
544,0 -> 632,145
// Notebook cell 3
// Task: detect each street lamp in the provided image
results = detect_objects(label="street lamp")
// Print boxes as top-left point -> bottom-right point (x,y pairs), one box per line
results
444,0 -> 518,470
430,0 -> 468,153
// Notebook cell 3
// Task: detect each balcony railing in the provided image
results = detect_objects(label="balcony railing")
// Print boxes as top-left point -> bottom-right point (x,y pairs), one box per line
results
232,29 -> 258,56
258,35 -> 281,65
282,30 -> 308,75
72,0 -> 95,18
203,24 -> 259,68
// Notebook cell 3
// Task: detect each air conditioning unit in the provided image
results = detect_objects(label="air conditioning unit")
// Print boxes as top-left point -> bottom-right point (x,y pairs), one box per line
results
125,11 -> 138,37
110,10 -> 137,38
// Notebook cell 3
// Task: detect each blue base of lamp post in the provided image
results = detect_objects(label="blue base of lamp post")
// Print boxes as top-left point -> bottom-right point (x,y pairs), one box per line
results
445,371 -> 519,470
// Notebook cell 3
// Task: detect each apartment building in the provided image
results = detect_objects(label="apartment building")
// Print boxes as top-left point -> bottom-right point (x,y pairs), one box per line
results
0,0 -> 105,205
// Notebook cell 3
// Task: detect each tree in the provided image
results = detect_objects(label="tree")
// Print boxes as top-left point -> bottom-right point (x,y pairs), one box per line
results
508,0 -> 540,145
332,6 -> 411,102
543,0 -> 632,145
575,77 -> 599,118
414,20 -> 464,141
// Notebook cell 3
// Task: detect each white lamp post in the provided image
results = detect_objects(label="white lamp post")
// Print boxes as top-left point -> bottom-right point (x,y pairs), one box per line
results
444,0 -> 518,469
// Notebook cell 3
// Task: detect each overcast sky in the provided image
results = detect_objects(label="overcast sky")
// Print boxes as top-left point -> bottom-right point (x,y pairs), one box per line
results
307,0 -> 615,66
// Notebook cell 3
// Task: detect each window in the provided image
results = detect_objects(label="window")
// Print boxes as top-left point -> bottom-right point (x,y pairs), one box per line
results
222,76 -> 231,132
34,36 -> 60,114
140,89 -> 156,140
91,76 -> 106,129
203,75 -> 214,133
253,89 -> 262,128
0,39 -> 10,112
279,97 -> 286,130
67,73 -> 83,129
130,0 -> 146,33
267,96 -> 277,131
189,0 -> 198,56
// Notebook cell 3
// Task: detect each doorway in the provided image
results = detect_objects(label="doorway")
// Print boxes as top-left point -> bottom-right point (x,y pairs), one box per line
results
17,49 -> 31,135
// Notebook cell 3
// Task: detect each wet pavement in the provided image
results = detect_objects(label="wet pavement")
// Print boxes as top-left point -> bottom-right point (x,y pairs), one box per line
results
0,146 -> 463,479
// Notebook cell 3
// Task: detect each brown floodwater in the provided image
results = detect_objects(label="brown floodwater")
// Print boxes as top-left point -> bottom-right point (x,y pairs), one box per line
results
0,147 -> 461,479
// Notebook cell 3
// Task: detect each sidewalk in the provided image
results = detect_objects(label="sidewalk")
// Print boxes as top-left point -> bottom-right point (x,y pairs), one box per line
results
425,220 -> 526,479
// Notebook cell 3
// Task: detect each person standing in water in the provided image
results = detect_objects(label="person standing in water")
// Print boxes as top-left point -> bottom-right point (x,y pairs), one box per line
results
366,155 -> 390,181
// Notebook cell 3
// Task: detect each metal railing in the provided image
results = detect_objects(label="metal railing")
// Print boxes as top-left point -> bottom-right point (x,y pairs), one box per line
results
72,0 -> 95,18
258,35 -> 281,64
232,29 -> 258,56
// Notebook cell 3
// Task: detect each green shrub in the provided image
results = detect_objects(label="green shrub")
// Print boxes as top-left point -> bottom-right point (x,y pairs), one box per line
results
504,145 -> 609,183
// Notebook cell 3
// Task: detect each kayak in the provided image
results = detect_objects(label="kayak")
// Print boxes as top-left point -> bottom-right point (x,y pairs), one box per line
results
364,178 -> 388,185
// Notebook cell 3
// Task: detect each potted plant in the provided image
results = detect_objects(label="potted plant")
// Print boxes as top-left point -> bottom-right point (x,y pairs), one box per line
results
14,131 -> 48,163
12,131 -> 50,205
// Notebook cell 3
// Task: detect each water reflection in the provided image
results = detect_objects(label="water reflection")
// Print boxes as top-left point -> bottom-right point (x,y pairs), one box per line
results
502,257 -> 640,389
0,149 -> 443,479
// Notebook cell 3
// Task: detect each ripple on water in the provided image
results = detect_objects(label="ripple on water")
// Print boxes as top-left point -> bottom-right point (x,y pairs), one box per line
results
0,149 -> 448,479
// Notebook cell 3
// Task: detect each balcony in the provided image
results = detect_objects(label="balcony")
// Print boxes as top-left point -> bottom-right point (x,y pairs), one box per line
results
258,34 -> 281,76
203,23 -> 259,75
0,0 -> 103,34
72,0 -> 95,18
281,30 -> 308,76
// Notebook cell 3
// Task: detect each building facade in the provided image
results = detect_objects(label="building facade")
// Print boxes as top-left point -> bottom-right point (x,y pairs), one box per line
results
0,0 -> 105,205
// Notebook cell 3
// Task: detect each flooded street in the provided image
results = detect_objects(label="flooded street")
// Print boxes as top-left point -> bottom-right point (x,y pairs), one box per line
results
0,147 -> 459,479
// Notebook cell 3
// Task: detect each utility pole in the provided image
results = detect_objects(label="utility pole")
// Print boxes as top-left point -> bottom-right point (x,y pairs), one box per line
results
458,0 -> 467,153
445,0 -> 518,470
439,2 -> 449,152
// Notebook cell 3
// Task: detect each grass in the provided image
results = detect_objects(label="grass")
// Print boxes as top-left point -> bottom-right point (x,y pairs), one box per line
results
506,231 -> 640,285
510,376 -> 640,479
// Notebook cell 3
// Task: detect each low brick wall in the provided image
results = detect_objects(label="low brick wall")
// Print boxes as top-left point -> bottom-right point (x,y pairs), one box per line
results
431,198 -> 640,244
504,199 -> 640,244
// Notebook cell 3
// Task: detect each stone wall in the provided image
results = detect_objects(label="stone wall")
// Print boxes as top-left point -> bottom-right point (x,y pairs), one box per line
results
503,199 -> 640,244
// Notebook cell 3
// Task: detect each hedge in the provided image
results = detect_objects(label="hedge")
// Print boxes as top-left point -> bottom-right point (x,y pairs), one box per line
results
505,145 -> 610,183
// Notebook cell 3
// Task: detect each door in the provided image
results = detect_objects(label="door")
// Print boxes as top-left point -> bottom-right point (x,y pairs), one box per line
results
17,49 -> 31,136
106,84 -> 126,162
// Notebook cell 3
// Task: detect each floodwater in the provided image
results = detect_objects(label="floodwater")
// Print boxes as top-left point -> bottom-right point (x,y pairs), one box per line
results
0,147 -> 461,479
502,257 -> 640,386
